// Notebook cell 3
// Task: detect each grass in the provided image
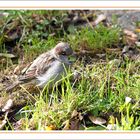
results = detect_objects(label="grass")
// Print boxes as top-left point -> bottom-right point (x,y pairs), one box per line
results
11,62 -> 140,130
0,10 -> 140,130
67,24 -> 121,50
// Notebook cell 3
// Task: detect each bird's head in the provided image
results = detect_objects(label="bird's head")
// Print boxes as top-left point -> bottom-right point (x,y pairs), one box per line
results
53,42 -> 73,63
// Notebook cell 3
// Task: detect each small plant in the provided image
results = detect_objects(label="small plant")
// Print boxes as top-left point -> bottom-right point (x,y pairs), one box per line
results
68,24 -> 120,50
116,103 -> 140,130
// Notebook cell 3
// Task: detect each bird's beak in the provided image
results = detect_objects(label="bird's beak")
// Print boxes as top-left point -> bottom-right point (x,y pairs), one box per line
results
68,52 -> 77,64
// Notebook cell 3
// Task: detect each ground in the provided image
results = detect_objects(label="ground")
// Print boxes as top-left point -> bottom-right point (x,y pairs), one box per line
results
0,10 -> 140,130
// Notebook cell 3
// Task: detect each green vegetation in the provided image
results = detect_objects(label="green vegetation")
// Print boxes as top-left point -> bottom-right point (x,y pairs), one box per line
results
68,25 -> 120,50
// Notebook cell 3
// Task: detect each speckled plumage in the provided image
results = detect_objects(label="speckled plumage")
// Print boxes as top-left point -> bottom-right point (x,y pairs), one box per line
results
6,42 -> 73,91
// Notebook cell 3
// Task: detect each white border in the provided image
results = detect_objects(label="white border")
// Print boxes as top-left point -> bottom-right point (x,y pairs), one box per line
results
0,131 -> 140,139
0,1 -> 140,9
0,1 -> 140,139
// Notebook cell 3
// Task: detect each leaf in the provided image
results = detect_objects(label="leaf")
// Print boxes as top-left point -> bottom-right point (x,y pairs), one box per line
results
135,29 -> 140,33
107,124 -> 116,130
0,111 -> 9,130
13,118 -> 26,130
45,125 -> 56,131
68,25 -> 76,34
69,118 -> 80,130
123,29 -> 137,38
0,120 -> 7,130
108,115 -> 115,124
108,59 -> 121,67
135,42 -> 140,48
0,53 -> 16,58
2,99 -> 13,112
63,120 -> 70,130
63,117 -> 80,130
89,115 -> 106,125
107,116 -> 117,130
44,19 -> 50,25
90,108 -> 99,116
63,110 -> 83,130
14,111 -> 27,120
93,14 -> 106,26
72,110 -> 83,120
71,110 -> 79,118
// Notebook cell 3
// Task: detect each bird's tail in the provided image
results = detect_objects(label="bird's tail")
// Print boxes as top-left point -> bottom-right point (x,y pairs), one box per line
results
0,81 -> 22,93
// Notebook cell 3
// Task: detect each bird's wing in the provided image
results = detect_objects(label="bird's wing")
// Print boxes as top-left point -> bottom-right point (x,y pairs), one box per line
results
18,52 -> 55,82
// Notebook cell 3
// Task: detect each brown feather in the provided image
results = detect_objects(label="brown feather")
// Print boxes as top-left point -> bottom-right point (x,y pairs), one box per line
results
18,51 -> 55,82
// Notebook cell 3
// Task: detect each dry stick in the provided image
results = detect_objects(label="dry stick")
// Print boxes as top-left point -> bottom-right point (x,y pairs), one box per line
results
18,26 -> 26,43
0,111 -> 9,130
19,85 -> 37,103
82,11 -> 94,29
0,18 -> 12,34
18,13 -> 30,26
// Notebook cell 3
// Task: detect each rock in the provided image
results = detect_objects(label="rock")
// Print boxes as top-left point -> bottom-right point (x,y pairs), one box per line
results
100,10 -> 140,31
108,59 -> 121,66
122,46 -> 140,61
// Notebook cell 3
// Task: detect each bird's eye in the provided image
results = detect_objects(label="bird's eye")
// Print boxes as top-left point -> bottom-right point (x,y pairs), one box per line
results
61,52 -> 66,55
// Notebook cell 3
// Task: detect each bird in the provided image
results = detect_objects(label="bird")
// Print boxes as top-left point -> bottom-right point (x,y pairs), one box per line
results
5,42 -> 74,92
